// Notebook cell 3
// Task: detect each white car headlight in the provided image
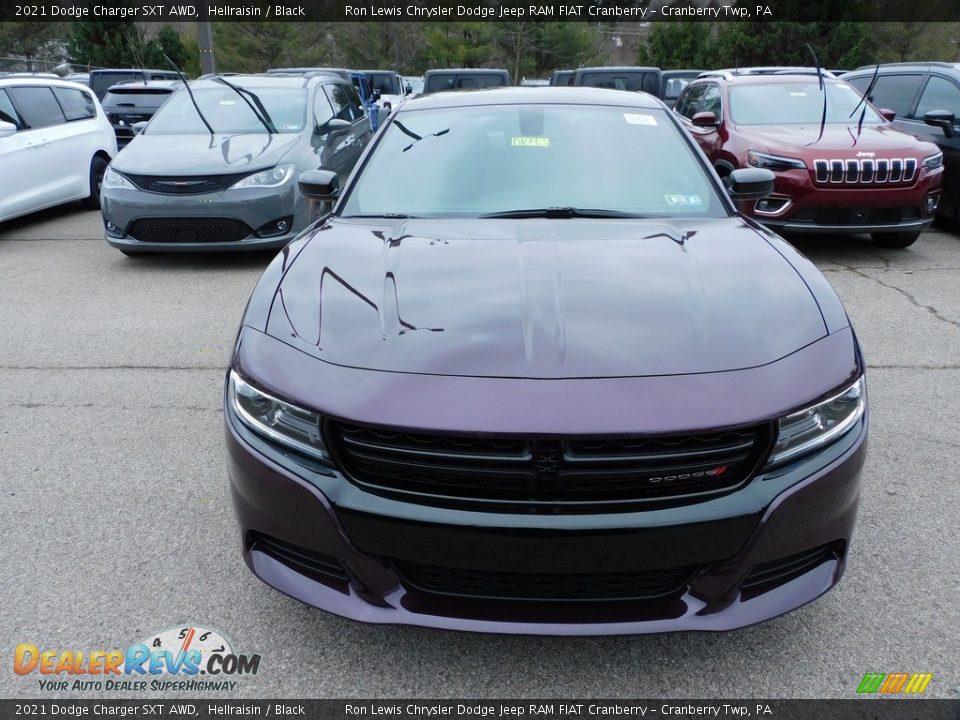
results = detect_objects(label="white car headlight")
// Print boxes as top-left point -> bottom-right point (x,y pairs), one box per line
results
768,376 -> 866,467
229,163 -> 295,189
103,167 -> 135,190
228,371 -> 330,462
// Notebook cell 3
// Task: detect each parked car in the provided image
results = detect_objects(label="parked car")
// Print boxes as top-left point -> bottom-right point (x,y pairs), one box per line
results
548,69 -> 574,86
100,74 -> 371,255
0,76 -> 116,222
674,71 -> 943,247
843,62 -> 960,225
572,66 -> 662,97
101,79 -> 180,148
64,72 -> 90,87
362,69 -> 407,111
225,86 -> 868,634
699,67 -> 838,79
268,68 -> 380,130
422,68 -> 511,93
88,68 -> 180,101
661,69 -> 703,107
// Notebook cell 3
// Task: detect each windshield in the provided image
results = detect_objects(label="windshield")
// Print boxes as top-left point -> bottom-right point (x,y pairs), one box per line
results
729,81 -> 883,125
146,87 -> 307,134
102,89 -> 173,108
341,104 -> 723,219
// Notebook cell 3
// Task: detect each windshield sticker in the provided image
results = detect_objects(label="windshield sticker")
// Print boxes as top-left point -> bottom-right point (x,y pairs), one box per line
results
219,99 -> 237,105
664,194 -> 704,206
789,92 -> 808,97
624,113 -> 657,126
511,136 -> 550,147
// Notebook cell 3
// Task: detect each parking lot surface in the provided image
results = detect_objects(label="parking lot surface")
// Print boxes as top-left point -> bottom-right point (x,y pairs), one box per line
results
1,206 -> 958,698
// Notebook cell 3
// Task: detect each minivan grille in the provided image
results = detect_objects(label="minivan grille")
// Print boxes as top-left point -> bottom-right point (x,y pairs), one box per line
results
813,158 -> 916,185
128,217 -> 252,243
394,560 -> 697,601
329,422 -> 771,511
122,172 -> 253,194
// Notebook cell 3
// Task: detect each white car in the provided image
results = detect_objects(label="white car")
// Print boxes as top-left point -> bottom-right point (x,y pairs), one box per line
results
0,77 -> 117,222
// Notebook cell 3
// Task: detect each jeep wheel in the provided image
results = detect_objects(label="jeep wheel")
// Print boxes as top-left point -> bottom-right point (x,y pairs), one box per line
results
871,231 -> 920,249
81,156 -> 109,210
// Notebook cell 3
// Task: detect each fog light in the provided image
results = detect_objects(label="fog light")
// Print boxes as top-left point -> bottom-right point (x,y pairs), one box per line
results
104,220 -> 123,238
925,195 -> 939,214
754,196 -> 791,216
255,216 -> 294,238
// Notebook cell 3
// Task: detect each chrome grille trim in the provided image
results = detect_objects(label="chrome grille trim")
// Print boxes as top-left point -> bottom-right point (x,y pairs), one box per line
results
812,158 -> 918,185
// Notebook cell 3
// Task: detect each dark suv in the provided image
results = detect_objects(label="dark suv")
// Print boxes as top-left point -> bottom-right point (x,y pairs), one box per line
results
674,71 -> 944,247
572,66 -> 662,97
843,63 -> 960,225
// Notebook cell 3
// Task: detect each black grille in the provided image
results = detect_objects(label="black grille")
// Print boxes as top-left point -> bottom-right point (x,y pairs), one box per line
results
742,544 -> 837,594
394,560 -> 696,601
329,422 -> 771,511
249,533 -> 348,584
791,207 -> 907,226
128,217 -> 253,243
122,171 -> 254,194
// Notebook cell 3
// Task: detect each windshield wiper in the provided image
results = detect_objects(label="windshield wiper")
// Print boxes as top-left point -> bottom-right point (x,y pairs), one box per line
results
213,77 -> 277,134
341,213 -> 420,219
163,52 -> 214,136
479,207 -> 647,219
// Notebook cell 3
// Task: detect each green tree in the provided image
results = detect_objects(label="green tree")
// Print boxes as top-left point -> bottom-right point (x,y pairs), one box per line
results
422,22 -> 495,68
0,22 -> 66,71
636,22 -> 718,69
539,22 -> 606,73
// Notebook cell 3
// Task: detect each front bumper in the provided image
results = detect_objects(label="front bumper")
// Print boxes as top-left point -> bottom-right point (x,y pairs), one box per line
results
225,394 -> 867,635
101,180 -> 308,253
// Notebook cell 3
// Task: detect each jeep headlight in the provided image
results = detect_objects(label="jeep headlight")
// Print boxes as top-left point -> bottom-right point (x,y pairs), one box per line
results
103,166 -> 135,190
923,152 -> 944,170
768,377 -> 866,467
747,151 -> 806,172
230,163 -> 295,189
228,371 -> 330,462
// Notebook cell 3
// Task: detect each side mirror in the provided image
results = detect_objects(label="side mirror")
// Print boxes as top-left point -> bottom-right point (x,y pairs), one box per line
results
318,118 -> 351,136
924,109 -> 956,139
0,120 -> 16,139
691,111 -> 718,127
299,170 -> 340,201
372,88 -> 381,101
727,167 -> 775,200
405,85 -> 412,95
878,108 -> 896,121
131,121 -> 148,135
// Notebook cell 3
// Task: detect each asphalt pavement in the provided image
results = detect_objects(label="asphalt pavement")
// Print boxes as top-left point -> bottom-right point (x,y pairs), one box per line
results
0,205 -> 957,699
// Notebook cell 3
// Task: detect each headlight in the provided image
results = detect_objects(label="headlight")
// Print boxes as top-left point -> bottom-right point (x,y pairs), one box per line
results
923,152 -> 944,170
229,164 -> 295,189
747,151 -> 806,171
768,377 -> 866,467
102,167 -> 135,190
228,371 -> 330,462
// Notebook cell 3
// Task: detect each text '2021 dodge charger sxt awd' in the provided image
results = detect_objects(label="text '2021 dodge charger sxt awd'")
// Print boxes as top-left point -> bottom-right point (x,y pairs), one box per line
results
224,88 -> 868,635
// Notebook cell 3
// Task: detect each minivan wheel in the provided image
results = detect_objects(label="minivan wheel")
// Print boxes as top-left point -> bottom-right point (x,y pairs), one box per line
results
871,231 -> 920,249
81,156 -> 109,210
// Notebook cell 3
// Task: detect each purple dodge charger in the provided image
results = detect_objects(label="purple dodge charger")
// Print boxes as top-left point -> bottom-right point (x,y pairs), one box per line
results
224,88 -> 867,634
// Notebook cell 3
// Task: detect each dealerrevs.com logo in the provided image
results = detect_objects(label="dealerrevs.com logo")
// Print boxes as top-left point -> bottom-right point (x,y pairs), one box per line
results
14,626 -> 261,692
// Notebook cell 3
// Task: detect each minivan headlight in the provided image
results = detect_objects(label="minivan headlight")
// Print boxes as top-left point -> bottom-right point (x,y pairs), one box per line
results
747,151 -> 806,171
228,371 -> 330,462
103,167 -> 135,190
230,164 -> 295,189
768,377 -> 866,467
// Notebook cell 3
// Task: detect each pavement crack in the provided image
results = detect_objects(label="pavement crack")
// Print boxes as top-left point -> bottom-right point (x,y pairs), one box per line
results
843,265 -> 960,330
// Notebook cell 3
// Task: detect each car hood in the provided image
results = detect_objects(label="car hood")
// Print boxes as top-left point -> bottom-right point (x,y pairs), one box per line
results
264,216 -> 830,379
115,132 -> 299,175
739,122 -> 938,156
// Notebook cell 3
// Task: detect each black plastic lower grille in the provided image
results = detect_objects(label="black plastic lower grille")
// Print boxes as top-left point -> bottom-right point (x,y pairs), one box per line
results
122,171 -> 253,194
329,422 -> 771,511
742,545 -> 836,593
249,533 -> 348,583
394,560 -> 696,601
791,207 -> 910,226
128,217 -> 253,243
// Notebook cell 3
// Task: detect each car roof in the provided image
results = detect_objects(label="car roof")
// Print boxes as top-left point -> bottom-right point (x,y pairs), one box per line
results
187,74 -> 338,90
106,80 -> 182,91
847,62 -> 960,74
397,86 -> 665,110
692,73 -> 842,85
0,76 -> 94,90
576,66 -> 661,74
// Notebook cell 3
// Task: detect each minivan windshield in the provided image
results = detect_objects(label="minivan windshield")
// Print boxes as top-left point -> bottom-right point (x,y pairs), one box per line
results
729,81 -> 883,125
146,87 -> 307,134
341,104 -> 723,219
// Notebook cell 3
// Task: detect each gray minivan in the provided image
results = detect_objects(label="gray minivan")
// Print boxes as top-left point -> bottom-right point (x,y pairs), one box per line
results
101,74 -> 372,255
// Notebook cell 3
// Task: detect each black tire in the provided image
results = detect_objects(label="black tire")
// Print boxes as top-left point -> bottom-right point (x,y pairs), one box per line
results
871,231 -> 920,249
81,155 -> 109,210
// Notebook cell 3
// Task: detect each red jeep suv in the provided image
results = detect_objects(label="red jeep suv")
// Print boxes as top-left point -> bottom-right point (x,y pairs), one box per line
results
674,71 -> 944,247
